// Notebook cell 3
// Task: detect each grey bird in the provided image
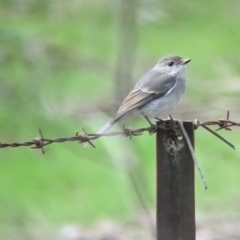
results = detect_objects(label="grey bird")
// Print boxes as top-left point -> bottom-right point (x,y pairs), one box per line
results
86,55 -> 190,146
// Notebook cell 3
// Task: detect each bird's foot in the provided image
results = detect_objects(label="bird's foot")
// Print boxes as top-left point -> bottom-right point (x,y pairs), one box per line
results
144,116 -> 158,134
150,124 -> 158,134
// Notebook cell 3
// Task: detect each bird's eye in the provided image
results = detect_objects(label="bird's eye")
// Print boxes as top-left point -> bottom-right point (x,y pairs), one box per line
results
167,62 -> 174,67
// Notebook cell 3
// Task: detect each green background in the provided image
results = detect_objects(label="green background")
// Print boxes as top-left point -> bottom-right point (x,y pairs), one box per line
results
0,0 -> 240,238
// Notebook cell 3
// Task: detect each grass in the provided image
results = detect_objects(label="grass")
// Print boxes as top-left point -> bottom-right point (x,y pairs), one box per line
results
0,0 -> 240,236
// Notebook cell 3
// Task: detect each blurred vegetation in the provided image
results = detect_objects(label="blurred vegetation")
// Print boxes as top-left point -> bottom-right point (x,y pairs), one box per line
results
0,0 -> 240,238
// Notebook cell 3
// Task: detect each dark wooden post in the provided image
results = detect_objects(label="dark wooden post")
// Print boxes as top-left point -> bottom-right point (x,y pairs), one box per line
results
156,121 -> 195,240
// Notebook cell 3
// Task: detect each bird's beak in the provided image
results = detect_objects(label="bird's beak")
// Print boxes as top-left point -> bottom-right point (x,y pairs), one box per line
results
182,58 -> 191,65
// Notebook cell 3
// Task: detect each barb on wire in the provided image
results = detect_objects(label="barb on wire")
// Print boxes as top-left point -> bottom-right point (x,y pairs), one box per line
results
193,110 -> 238,150
32,129 -> 45,154
0,111 -> 239,153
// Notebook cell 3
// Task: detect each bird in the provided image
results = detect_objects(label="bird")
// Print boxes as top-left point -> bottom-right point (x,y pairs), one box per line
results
85,55 -> 191,146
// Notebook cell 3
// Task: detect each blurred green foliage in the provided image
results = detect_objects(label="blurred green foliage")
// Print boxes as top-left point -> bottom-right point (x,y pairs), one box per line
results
0,0 -> 240,237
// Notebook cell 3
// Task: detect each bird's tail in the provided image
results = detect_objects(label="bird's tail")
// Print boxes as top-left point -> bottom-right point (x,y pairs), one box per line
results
96,121 -> 113,135
84,120 -> 113,147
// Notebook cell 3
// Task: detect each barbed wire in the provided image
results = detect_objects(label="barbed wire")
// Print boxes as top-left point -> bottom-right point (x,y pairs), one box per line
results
0,111 -> 239,154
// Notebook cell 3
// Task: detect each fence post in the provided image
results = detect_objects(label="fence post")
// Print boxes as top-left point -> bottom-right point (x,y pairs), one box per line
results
156,121 -> 195,240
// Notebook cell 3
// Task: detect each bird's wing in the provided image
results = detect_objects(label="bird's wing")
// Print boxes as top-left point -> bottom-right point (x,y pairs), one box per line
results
118,69 -> 177,113
118,89 -> 154,112
134,67 -> 177,93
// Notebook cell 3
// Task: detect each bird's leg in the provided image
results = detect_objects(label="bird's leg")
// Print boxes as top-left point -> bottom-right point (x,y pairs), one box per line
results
144,116 -> 158,133
144,116 -> 155,127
